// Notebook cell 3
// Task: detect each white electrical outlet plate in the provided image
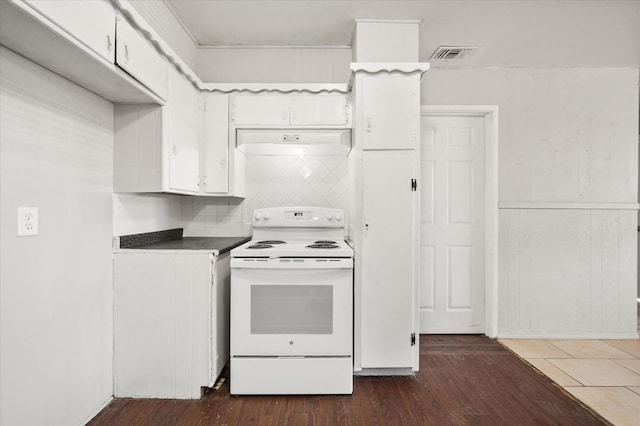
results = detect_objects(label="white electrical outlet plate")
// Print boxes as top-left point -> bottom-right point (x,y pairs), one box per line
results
18,207 -> 38,236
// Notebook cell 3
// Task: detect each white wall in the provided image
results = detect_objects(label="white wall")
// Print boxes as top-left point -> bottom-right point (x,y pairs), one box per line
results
113,193 -> 182,236
423,68 -> 639,337
128,0 -> 199,75
197,48 -> 352,83
0,47 -> 113,425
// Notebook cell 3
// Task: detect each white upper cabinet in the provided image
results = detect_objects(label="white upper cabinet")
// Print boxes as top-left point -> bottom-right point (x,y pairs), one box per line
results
231,94 -> 351,128
232,96 -> 290,126
114,69 -> 200,195
290,95 -> 350,126
115,17 -> 169,101
167,67 -> 200,193
203,94 -> 230,194
0,0 -> 168,103
361,75 -> 420,150
201,93 -> 246,197
23,0 -> 116,63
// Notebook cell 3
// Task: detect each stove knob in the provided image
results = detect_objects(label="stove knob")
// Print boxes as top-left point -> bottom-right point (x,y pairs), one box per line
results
327,212 -> 334,221
255,212 -> 263,220
263,212 -> 271,220
336,213 -> 343,221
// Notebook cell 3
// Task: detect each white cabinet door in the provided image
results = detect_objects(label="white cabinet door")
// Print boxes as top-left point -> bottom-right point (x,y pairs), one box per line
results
290,95 -> 350,126
203,93 -> 230,193
232,95 -> 290,126
361,150 -> 417,368
115,16 -> 168,101
24,0 -> 116,63
167,68 -> 200,193
362,75 -> 419,150
212,253 -> 231,381
114,252 -> 213,399
419,115 -> 485,333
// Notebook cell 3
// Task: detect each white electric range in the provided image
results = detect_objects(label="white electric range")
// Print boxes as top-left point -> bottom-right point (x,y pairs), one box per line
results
229,206 -> 353,395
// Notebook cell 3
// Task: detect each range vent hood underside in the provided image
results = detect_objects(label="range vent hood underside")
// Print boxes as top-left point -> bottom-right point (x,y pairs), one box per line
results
236,129 -> 352,156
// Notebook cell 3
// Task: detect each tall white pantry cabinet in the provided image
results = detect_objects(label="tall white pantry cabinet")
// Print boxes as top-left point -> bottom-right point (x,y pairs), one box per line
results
350,65 -> 428,373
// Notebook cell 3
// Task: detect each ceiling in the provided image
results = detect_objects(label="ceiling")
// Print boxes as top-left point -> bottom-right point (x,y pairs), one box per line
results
166,0 -> 640,68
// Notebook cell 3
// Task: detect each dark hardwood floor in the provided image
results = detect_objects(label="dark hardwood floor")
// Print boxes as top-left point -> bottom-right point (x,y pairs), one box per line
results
89,335 -> 607,425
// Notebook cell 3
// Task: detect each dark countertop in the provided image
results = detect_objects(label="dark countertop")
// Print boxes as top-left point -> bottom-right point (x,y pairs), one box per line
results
129,236 -> 250,254
117,229 -> 250,255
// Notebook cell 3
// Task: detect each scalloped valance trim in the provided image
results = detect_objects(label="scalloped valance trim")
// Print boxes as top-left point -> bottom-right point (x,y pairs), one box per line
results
110,0 -> 353,96
350,62 -> 430,75
348,62 -> 430,91
111,0 -> 205,90
200,83 -> 349,94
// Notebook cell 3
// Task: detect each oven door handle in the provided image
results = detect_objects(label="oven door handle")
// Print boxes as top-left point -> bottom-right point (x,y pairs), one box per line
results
231,258 -> 353,269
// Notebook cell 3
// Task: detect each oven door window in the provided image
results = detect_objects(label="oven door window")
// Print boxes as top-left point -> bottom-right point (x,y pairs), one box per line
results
250,285 -> 333,334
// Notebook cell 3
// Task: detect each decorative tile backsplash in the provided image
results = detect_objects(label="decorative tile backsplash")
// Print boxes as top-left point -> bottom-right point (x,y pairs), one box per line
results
178,155 -> 348,237
243,154 -> 349,229
181,197 -> 244,236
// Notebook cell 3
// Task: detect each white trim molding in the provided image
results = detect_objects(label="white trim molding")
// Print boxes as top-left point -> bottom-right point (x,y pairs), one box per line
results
421,105 -> 500,338
350,62 -> 430,76
349,63 -> 430,91
200,83 -> 349,94
499,332 -> 639,340
499,201 -> 640,210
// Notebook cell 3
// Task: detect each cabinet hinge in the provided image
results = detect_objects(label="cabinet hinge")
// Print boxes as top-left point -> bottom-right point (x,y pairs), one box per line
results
411,332 -> 416,346
411,178 -> 417,192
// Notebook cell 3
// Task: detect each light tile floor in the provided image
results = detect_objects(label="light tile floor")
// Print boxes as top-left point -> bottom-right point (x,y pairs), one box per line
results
499,303 -> 640,426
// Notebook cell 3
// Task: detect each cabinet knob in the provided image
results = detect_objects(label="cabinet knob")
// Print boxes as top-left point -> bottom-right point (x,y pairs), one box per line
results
366,117 -> 373,133
124,44 -> 130,61
107,35 -> 113,52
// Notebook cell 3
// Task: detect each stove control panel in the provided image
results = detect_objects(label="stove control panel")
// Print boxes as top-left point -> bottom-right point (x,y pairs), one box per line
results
286,211 -> 313,221
253,207 -> 345,228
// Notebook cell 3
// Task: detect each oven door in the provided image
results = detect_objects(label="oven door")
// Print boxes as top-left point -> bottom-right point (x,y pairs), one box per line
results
230,258 -> 353,357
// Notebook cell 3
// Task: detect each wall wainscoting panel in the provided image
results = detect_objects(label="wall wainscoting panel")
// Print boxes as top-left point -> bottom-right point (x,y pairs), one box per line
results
498,208 -> 637,338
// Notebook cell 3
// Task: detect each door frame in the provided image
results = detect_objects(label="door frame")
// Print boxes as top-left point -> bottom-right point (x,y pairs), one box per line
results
420,105 -> 499,338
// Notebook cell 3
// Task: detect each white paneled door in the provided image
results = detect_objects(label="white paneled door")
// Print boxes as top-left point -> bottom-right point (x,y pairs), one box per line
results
420,116 -> 485,333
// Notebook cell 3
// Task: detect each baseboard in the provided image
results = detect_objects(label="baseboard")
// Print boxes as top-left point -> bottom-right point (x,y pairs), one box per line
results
78,396 -> 112,426
498,332 -> 639,339
354,368 -> 414,376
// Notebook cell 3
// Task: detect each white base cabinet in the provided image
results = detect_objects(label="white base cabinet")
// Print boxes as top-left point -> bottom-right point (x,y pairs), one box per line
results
114,251 -> 230,399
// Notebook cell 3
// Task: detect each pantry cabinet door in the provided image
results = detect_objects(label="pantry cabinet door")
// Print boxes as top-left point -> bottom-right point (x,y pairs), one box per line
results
361,150 -> 417,368
167,68 -> 200,193
362,75 -> 419,150
290,95 -> 350,126
115,16 -> 168,101
24,0 -> 116,63
231,95 -> 290,126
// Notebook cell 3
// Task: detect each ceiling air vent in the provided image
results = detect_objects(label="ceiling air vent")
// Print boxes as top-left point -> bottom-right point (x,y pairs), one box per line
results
430,46 -> 477,61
